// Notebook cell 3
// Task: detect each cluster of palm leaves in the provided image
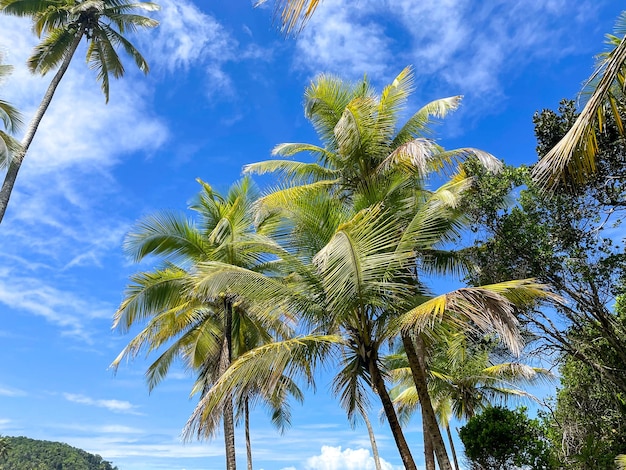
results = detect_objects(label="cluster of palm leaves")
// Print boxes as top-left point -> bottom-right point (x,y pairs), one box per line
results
113,67 -> 556,470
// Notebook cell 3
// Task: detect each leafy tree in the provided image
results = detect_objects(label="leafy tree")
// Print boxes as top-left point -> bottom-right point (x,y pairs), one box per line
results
532,10 -> 626,188
544,296 -> 626,469
0,436 -> 117,470
0,0 -> 159,223
459,406 -> 555,470
464,99 -> 626,394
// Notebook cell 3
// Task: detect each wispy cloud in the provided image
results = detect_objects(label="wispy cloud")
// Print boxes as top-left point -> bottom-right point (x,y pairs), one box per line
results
63,393 -> 143,415
294,0 -> 598,100
0,385 -> 27,397
142,0 -> 273,99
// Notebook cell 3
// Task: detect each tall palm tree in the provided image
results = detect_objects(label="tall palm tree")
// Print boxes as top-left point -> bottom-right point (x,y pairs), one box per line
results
0,0 -> 159,223
532,11 -> 626,189
112,178 -> 291,470
242,66 -> 505,470
0,53 -> 22,167
391,330 -> 553,470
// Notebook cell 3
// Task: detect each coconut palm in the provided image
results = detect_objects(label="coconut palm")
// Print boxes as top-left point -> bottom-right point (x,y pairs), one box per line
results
0,435 -> 10,463
112,178 -> 293,470
391,330 -> 553,469
532,11 -> 626,188
0,53 -> 22,168
242,66 -> 505,470
0,0 -> 159,223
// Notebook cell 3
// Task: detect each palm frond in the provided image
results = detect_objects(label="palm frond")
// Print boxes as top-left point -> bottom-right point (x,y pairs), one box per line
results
183,335 -> 340,439
532,13 -> 626,189
400,280 -> 556,356
28,26 -> 79,74
393,96 -> 462,147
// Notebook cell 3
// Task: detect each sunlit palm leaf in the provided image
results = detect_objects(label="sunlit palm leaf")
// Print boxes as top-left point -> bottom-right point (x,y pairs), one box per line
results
532,12 -> 626,189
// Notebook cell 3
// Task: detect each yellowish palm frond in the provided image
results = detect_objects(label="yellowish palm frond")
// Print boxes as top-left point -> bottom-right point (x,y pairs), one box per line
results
532,14 -> 626,189
401,279 -> 556,356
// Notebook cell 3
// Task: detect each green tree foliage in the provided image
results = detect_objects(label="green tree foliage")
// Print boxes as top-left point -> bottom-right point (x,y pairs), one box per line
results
0,436 -> 117,470
459,406 -> 555,470
464,99 -> 626,393
544,296 -> 626,469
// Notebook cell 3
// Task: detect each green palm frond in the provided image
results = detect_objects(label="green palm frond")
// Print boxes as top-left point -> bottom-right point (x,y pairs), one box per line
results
616,454 -> 626,469
305,73 -> 370,150
100,22 -> 150,73
112,266 -> 191,333
393,95 -> 463,147
244,159 -> 337,184
124,212 -> 208,264
255,0 -> 321,35
183,335 -> 341,439
28,26 -> 79,74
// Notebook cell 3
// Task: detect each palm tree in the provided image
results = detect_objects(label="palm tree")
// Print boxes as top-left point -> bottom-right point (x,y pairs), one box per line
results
0,435 -> 10,463
0,53 -> 22,168
532,11 -> 626,189
0,0 -> 159,223
391,330 -> 553,469
242,66 -> 505,470
112,178 -> 292,470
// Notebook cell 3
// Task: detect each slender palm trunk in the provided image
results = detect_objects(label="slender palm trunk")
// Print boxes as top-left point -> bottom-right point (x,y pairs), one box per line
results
362,411 -> 382,470
0,30 -> 84,224
245,398 -> 253,470
369,358 -> 418,470
424,429 -> 436,470
222,298 -> 237,470
401,331 -> 453,470
446,424 -> 459,470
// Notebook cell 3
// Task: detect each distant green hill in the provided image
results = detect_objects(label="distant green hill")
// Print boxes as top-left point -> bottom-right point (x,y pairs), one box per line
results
0,436 -> 118,470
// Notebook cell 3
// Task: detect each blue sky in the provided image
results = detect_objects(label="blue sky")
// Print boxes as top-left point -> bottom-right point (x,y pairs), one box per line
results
0,1 -> 623,469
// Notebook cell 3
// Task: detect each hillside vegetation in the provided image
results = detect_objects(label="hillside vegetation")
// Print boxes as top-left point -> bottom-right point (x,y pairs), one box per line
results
0,436 -> 117,470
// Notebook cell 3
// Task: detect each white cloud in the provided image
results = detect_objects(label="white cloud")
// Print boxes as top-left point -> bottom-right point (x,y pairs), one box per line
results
305,446 -> 402,470
142,0 -> 272,98
0,269 -> 115,340
0,385 -> 27,397
63,393 -> 142,415
294,0 -> 391,79
293,0 -> 597,98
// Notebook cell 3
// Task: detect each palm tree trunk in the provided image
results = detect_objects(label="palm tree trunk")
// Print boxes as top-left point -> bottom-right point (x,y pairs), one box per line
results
369,358 -> 418,470
446,424 -> 460,470
0,29 -> 84,224
424,429 -> 436,470
222,298 -> 237,470
245,398 -> 253,470
362,411 -> 382,470
401,331 -> 453,470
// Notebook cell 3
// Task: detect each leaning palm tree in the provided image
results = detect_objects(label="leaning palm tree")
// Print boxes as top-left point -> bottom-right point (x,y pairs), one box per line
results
0,53 -> 22,168
0,0 -> 159,223
112,178 -> 291,470
532,11 -> 626,189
